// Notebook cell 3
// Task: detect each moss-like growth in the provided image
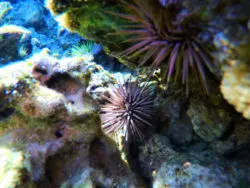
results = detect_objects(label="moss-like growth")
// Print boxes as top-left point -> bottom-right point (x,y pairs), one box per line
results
46,0 -> 137,68
47,0 -> 127,52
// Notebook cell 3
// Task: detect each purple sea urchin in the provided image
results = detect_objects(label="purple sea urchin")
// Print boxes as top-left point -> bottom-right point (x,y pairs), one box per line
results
110,0 -> 214,94
100,81 -> 154,141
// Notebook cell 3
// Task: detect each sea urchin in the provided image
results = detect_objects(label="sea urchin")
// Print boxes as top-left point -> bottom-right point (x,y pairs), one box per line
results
109,0 -> 214,94
100,81 -> 154,141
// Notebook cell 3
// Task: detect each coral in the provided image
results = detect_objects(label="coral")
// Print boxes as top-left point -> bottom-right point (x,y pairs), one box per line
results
220,63 -> 250,120
0,111 -> 138,187
18,45 -> 29,58
0,148 -> 25,188
110,0 -> 214,93
71,40 -> 96,56
0,60 -> 31,89
100,80 -> 154,141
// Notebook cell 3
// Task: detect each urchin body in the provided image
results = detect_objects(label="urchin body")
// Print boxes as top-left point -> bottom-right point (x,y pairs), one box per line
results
100,82 -> 154,141
110,0 -> 214,94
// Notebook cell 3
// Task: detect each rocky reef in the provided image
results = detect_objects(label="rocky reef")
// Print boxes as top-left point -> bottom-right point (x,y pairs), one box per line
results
0,50 -> 138,187
0,0 -> 250,187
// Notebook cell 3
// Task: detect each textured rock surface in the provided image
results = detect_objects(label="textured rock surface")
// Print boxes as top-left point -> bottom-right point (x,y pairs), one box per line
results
0,1 -> 250,187
168,117 -> 193,146
228,119 -> 250,149
20,0 -> 46,29
139,134 -> 250,187
187,97 -> 232,142
138,135 -> 178,179
153,162 -> 237,188
0,51 -> 138,187
0,25 -> 32,64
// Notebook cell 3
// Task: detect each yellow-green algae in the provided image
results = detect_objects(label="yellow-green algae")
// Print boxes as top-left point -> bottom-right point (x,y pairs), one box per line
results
46,0 -> 135,68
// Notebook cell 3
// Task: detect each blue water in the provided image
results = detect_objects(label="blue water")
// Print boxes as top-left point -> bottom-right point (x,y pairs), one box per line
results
0,0 -> 107,68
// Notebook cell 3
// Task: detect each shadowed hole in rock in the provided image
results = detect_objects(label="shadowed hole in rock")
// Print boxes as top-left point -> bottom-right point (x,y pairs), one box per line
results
34,67 -> 48,75
0,104 -> 15,121
89,137 -> 129,177
54,130 -> 63,138
89,138 -> 107,171
45,73 -> 84,95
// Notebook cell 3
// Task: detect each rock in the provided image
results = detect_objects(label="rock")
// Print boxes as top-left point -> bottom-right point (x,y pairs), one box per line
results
229,119 -> 250,149
0,25 -> 32,64
139,134 -> 250,187
212,140 -> 235,155
167,99 -> 184,119
19,85 -> 67,119
21,0 -> 46,29
153,162 -> 237,188
0,51 -> 139,187
154,87 -> 186,133
168,116 -> 193,146
187,97 -> 232,142
138,135 -> 178,179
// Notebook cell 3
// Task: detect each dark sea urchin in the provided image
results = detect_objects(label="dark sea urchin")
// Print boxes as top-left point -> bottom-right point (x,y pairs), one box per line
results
110,0 -> 214,94
100,81 -> 154,141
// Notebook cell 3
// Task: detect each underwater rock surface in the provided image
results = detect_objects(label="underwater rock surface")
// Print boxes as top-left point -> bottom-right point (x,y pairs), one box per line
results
0,0 -> 249,187
0,25 -> 32,64
0,51 -> 138,187
187,97 -> 232,142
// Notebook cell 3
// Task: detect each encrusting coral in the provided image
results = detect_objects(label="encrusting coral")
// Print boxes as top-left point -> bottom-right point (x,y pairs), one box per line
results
220,63 -> 250,120
0,147 -> 24,188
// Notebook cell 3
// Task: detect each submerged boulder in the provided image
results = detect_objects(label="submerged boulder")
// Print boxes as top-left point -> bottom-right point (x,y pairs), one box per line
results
0,25 -> 32,64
